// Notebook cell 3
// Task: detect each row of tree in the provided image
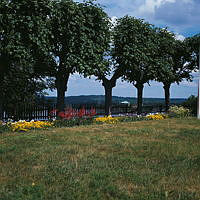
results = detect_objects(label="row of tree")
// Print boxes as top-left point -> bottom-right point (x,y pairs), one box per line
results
0,0 -> 200,117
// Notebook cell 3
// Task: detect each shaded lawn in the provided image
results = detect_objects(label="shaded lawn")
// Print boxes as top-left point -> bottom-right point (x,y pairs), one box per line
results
0,118 -> 200,200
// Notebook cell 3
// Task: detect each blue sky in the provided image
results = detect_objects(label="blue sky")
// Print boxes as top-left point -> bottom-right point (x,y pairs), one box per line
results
48,0 -> 200,98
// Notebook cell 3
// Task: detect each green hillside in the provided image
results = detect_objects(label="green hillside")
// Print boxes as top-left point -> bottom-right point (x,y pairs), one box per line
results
44,95 -> 186,105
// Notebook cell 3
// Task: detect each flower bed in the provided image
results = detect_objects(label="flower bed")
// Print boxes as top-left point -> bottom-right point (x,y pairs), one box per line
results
10,120 -> 53,132
146,113 -> 168,120
0,110 -> 171,133
94,116 -> 119,124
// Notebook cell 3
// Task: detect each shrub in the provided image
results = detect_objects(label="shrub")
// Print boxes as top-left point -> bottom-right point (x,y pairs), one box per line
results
182,95 -> 197,115
168,105 -> 191,118
52,107 -> 96,128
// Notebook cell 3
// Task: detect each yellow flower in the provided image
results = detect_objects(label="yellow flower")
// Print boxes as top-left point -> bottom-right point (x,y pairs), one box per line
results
94,116 -> 119,124
146,113 -> 167,120
10,120 -> 53,132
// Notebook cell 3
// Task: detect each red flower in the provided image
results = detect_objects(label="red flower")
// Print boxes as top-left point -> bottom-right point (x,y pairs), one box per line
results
57,107 -> 96,119
78,107 -> 86,118
90,107 -> 96,117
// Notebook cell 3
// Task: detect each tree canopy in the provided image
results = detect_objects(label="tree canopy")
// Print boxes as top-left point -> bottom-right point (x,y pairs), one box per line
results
155,29 -> 197,110
44,0 -> 110,111
0,0 -> 52,116
112,16 -> 160,114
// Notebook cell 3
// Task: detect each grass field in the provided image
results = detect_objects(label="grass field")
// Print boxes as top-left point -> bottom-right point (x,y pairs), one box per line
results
0,118 -> 200,200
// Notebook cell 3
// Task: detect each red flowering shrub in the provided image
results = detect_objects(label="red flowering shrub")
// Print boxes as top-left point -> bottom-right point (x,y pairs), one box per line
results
89,107 -> 96,117
78,108 -> 86,118
50,107 -> 96,120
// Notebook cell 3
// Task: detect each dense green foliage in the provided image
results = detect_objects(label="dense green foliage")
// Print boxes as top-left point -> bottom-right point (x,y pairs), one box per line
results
155,29 -> 197,111
113,16 -> 160,114
0,0 -> 111,115
156,31 -> 195,85
45,0 -> 110,111
186,33 -> 200,59
0,0 -> 52,114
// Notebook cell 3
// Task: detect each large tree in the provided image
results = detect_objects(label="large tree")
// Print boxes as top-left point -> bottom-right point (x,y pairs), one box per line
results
112,16 -> 159,114
95,20 -> 123,116
156,29 -> 196,111
0,0 -> 52,119
46,0 -> 110,112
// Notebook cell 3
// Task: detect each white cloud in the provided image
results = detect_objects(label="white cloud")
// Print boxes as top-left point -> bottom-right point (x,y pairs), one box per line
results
175,33 -> 185,41
69,73 -> 81,81
110,16 -> 118,27
180,80 -> 197,87
137,0 -> 175,16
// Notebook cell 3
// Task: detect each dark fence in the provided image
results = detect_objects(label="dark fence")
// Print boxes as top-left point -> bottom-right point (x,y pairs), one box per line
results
0,104 -> 56,121
0,103 -> 164,121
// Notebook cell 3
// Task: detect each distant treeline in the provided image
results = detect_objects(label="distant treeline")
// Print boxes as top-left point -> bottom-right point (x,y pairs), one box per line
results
39,95 -> 186,106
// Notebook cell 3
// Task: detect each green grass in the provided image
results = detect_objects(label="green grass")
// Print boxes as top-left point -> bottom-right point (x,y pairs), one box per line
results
0,118 -> 200,200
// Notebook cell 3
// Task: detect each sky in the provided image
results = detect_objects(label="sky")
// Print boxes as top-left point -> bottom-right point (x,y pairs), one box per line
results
47,0 -> 200,98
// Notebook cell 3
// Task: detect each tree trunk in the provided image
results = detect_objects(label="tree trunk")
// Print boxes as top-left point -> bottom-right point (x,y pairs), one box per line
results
102,79 -> 116,116
135,83 -> 144,115
163,83 -> 171,112
0,78 -> 4,120
55,71 -> 70,113
104,85 -> 112,116
0,97 -> 3,121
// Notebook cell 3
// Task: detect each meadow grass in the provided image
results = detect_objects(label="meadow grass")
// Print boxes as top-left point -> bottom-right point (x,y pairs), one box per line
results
0,118 -> 200,200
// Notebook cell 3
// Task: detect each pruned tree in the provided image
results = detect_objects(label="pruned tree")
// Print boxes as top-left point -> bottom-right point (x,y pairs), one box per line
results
156,29 -> 197,111
45,0 -> 110,112
112,16 -> 159,114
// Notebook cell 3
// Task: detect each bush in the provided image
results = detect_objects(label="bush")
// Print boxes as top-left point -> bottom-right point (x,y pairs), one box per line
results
168,105 -> 191,118
182,95 -> 197,115
50,107 -> 96,120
